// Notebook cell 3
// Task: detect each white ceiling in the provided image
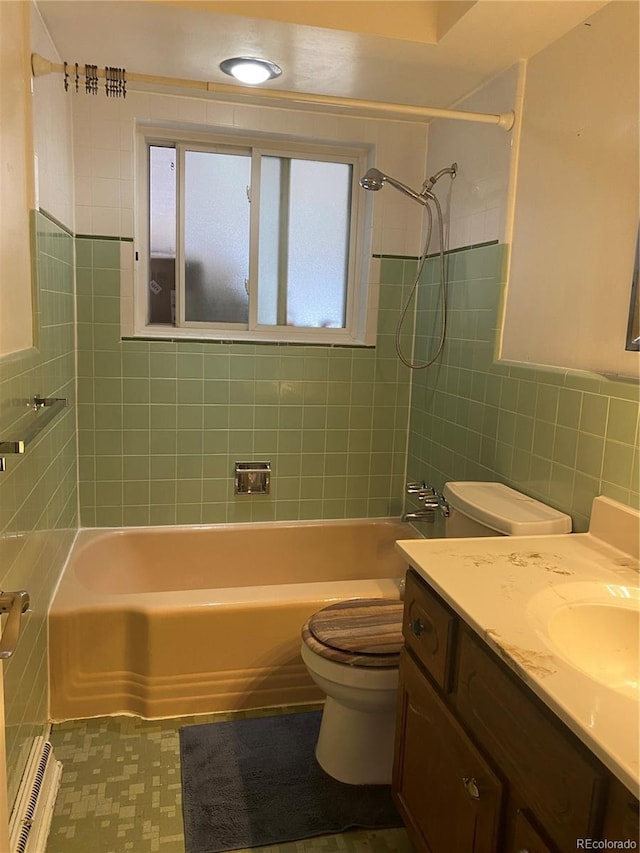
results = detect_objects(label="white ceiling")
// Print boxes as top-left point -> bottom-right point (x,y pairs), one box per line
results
35,0 -> 608,109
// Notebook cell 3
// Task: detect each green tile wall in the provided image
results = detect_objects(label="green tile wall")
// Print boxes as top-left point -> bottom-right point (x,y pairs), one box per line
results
0,211 -> 77,807
407,243 -> 640,532
77,240 -> 416,526
77,237 -> 639,534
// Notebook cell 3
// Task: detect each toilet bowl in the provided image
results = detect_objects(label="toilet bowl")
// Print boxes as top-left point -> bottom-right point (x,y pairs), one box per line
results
301,481 -> 572,785
301,598 -> 403,785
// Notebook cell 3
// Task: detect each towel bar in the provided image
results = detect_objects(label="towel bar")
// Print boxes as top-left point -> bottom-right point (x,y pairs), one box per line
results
0,590 -> 30,659
0,397 -> 67,470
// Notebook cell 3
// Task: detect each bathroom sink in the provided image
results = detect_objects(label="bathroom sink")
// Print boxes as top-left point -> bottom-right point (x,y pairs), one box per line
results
527,583 -> 640,697
548,603 -> 639,695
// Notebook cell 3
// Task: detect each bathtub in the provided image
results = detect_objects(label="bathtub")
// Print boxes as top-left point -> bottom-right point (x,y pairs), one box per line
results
49,518 -> 418,720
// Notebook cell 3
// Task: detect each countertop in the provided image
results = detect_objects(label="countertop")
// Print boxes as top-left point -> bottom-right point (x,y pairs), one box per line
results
395,497 -> 640,797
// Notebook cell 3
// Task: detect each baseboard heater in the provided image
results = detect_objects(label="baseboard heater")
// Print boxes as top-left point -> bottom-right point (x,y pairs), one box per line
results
9,737 -> 62,853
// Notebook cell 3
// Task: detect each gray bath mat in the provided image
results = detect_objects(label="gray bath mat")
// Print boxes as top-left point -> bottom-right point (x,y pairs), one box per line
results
179,710 -> 402,853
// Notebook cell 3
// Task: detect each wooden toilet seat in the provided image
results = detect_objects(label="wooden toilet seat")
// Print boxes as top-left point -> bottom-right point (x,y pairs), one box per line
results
301,598 -> 403,668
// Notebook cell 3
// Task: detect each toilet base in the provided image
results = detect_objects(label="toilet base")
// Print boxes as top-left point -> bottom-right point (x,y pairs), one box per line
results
315,696 -> 397,785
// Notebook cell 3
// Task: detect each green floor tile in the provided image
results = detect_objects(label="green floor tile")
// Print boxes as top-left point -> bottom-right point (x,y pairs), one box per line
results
47,709 -> 414,853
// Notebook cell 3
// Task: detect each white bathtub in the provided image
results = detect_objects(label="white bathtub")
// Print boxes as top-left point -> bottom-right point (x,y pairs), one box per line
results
50,518 -> 418,720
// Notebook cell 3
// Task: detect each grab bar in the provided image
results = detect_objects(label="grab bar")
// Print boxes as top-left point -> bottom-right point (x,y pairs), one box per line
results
0,591 -> 30,659
0,397 -> 67,469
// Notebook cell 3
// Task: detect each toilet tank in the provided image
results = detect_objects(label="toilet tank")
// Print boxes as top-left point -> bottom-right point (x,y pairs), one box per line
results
442,482 -> 572,538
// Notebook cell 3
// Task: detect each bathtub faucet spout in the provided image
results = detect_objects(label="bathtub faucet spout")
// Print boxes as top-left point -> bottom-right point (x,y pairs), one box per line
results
401,509 -> 435,523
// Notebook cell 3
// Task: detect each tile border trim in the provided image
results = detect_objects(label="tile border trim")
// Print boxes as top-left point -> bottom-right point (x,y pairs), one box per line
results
38,208 -> 73,237
374,239 -> 499,261
76,234 -> 134,242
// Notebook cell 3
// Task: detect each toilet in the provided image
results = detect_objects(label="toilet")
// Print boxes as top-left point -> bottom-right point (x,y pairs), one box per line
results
301,481 -> 571,785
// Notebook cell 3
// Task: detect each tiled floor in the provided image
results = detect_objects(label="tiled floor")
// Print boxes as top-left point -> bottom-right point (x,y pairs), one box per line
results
46,707 -> 415,853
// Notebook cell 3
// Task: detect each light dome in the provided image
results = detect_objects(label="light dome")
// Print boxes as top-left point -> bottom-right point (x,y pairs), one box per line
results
219,57 -> 282,85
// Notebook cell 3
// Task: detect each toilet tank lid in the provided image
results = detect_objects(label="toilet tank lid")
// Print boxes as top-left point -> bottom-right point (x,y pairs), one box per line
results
443,482 -> 572,536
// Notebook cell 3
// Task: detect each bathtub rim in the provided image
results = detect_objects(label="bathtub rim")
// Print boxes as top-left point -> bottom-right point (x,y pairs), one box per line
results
51,577 -> 406,612
70,514 -> 414,543
52,516 -> 419,612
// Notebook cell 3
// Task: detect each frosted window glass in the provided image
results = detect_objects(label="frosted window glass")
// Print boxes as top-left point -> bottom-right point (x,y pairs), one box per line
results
257,156 -> 281,326
149,146 -> 177,325
258,157 -> 350,328
288,160 -> 350,328
150,146 -> 176,258
184,150 -> 250,324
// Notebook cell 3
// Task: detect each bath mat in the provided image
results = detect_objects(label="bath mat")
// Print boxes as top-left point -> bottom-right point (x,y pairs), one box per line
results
179,710 -> 402,853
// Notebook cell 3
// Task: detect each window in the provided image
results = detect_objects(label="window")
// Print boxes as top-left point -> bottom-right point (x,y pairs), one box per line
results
135,126 -> 373,345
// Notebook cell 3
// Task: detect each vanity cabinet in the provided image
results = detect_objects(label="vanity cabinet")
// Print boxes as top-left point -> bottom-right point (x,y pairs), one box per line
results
394,569 -> 639,853
394,651 -> 503,853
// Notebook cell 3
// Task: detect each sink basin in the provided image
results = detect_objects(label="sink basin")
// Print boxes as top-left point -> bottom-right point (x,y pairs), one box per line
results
548,603 -> 639,696
527,582 -> 640,697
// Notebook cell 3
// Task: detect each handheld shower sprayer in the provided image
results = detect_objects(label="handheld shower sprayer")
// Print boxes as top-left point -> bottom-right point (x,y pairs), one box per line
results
359,168 -> 386,192
359,168 -> 431,206
359,161 -> 458,370
359,163 -> 457,205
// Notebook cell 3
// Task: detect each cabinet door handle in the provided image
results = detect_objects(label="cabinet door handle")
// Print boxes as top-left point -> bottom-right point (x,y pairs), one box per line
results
411,618 -> 425,637
462,776 -> 480,800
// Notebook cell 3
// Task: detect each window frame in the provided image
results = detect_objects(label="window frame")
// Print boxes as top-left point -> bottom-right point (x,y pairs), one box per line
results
133,124 -> 373,346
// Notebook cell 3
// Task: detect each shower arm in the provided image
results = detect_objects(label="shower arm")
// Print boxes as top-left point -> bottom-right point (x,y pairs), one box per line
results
423,163 -> 458,193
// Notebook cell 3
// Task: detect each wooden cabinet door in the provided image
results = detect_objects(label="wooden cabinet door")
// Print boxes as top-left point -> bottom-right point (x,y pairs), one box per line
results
393,650 -> 503,853
510,809 -> 556,853
455,628 -> 606,851
602,779 -> 640,844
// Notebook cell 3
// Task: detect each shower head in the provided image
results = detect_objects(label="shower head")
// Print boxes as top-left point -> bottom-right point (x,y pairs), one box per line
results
359,168 -> 386,191
359,168 -> 430,206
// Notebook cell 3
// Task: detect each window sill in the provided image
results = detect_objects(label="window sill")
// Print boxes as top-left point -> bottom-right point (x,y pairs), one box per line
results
125,325 -> 374,348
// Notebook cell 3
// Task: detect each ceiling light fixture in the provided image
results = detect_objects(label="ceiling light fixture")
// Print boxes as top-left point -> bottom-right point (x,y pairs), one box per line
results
219,57 -> 282,86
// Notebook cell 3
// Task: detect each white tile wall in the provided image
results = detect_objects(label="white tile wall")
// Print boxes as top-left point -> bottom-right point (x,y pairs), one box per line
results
30,4 -> 74,229
425,65 -> 519,251
70,87 -> 429,258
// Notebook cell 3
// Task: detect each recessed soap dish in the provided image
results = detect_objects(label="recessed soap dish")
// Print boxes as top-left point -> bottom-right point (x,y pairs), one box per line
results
234,461 -> 271,495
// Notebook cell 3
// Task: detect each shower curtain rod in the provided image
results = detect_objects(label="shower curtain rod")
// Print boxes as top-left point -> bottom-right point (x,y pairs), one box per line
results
30,53 -> 515,131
